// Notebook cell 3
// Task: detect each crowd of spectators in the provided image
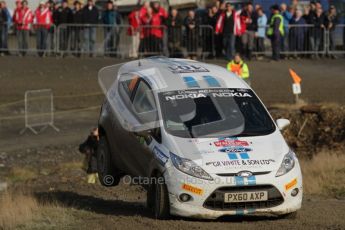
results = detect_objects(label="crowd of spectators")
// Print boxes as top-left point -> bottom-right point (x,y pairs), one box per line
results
0,0 -> 343,60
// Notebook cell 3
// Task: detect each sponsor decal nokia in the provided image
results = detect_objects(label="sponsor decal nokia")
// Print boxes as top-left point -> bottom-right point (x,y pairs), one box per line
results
163,89 -> 252,101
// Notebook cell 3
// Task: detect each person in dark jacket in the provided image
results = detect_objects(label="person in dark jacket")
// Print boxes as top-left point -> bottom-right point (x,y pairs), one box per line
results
220,3 -> 236,60
0,1 -> 10,55
57,0 -> 73,54
71,1 -> 83,57
166,8 -> 183,57
240,3 -> 257,60
184,10 -> 198,59
289,9 -> 306,58
267,5 -> 284,61
208,6 -> 221,57
0,1 -> 8,56
102,1 -> 121,56
325,5 -> 338,58
309,8 -> 325,58
83,0 -> 99,56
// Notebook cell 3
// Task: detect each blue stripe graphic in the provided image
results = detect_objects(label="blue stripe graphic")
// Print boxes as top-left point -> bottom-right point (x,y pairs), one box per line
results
183,76 -> 200,88
239,152 -> 250,159
203,75 -> 221,87
247,176 -> 256,185
235,176 -> 244,186
228,153 -> 238,160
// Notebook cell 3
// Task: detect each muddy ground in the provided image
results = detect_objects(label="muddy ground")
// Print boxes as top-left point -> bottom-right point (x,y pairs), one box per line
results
0,57 -> 345,229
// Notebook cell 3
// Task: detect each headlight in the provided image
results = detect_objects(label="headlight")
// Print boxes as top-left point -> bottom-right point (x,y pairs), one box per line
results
170,152 -> 213,181
276,150 -> 296,177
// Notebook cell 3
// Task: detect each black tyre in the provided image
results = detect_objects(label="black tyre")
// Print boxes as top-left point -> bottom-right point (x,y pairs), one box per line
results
147,173 -> 170,219
97,136 -> 121,187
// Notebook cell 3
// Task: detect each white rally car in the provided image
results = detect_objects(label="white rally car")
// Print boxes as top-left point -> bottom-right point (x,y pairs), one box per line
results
97,57 -> 302,219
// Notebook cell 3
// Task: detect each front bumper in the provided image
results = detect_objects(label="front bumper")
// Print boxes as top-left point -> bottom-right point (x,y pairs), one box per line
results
164,164 -> 303,219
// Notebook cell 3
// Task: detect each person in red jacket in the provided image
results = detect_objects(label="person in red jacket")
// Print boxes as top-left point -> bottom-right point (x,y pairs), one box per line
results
149,1 -> 167,54
215,4 -> 243,60
35,1 -> 53,57
139,1 -> 167,55
13,0 -> 33,56
128,6 -> 141,58
139,6 -> 152,54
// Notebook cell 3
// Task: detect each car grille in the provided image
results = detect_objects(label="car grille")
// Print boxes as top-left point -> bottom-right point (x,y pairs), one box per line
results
216,171 -> 271,177
203,185 -> 284,211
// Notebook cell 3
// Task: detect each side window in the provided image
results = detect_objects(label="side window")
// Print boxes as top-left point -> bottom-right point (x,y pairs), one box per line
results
119,77 -> 139,101
132,81 -> 157,113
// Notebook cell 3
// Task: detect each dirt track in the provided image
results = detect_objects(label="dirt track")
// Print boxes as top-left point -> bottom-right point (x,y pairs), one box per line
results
0,57 -> 345,229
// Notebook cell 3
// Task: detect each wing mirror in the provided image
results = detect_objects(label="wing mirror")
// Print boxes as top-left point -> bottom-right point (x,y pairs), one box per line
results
135,130 -> 153,145
276,119 -> 290,131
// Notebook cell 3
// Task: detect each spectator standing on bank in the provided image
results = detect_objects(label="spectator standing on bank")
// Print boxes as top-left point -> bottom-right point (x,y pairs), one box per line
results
83,0 -> 99,56
256,7 -> 267,59
289,9 -> 305,58
166,8 -> 183,57
0,1 -> 8,56
209,6 -> 222,57
102,1 -> 121,56
309,8 -> 325,58
71,0 -> 83,57
149,1 -> 167,54
240,3 -> 257,60
267,5 -> 284,61
280,3 -> 292,58
128,6 -> 141,58
325,5 -> 338,58
46,0 -> 56,55
13,0 -> 33,56
57,0 -> 73,55
215,3 -> 237,61
0,1 -> 10,55
184,10 -> 198,59
35,1 -> 53,57
139,6 -> 152,55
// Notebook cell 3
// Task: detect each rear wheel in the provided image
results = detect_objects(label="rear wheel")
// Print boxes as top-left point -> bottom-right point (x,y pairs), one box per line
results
147,173 -> 170,219
97,136 -> 121,187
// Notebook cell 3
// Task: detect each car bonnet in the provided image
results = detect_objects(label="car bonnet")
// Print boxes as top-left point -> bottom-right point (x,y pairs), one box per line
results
165,129 -> 288,174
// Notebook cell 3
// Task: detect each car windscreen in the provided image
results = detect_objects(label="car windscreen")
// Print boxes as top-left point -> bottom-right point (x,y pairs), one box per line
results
158,88 -> 276,138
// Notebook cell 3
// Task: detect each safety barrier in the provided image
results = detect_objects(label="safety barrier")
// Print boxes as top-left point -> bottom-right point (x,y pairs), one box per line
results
253,24 -> 328,57
20,89 -> 59,135
0,23 -> 57,56
56,24 -> 133,58
138,25 -> 214,59
326,24 -> 345,55
0,23 -> 344,58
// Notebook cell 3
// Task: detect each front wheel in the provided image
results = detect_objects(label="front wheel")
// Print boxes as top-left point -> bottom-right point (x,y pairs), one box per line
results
97,136 -> 121,187
147,173 -> 170,219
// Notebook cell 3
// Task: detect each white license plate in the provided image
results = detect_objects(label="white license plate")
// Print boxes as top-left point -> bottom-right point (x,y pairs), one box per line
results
224,191 -> 268,203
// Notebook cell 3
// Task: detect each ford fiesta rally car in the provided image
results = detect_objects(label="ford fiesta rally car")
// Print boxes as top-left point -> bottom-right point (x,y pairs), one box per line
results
96,57 -> 302,219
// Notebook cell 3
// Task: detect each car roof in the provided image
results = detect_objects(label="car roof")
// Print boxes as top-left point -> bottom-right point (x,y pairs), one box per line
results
118,57 -> 250,92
